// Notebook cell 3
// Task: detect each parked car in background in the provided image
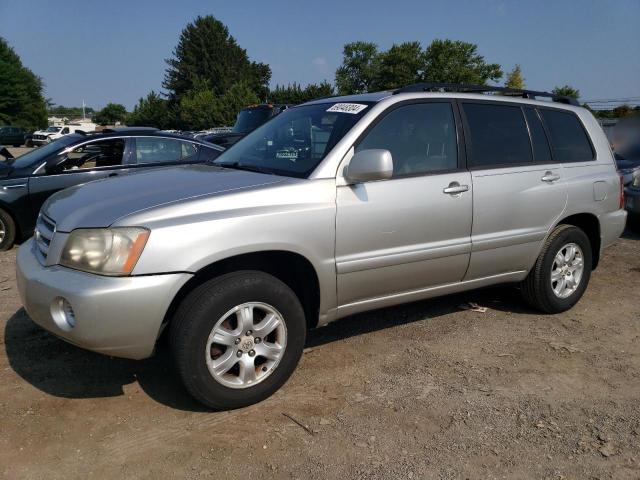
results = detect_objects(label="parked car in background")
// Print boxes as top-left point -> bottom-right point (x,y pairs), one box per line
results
32,123 -> 97,146
0,126 -> 27,147
0,127 -> 224,250
16,84 -> 625,410
612,115 -> 640,227
200,104 -> 289,148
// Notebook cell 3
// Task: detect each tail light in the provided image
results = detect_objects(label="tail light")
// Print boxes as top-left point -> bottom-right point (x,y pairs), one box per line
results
619,175 -> 624,209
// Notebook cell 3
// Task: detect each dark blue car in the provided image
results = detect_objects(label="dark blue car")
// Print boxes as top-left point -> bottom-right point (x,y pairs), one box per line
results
0,128 -> 223,250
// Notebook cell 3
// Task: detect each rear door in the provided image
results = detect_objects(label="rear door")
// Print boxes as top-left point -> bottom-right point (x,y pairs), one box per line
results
28,137 -> 131,216
459,101 -> 567,280
130,136 -> 209,168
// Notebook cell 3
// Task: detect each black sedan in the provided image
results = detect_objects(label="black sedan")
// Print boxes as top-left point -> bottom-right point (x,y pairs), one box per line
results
0,127 -> 223,250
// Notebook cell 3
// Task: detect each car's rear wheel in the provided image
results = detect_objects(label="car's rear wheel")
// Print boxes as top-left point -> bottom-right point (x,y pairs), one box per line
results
521,224 -> 592,313
170,271 -> 306,410
0,209 -> 16,251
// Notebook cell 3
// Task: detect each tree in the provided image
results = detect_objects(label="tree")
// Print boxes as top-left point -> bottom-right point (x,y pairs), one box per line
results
163,15 -> 271,103
213,81 -> 260,126
127,91 -> 172,129
374,42 -> 424,90
94,103 -> 127,125
179,80 -> 259,129
553,85 -> 580,99
269,81 -> 334,104
422,39 -> 502,85
335,39 -> 503,94
0,37 -> 47,130
505,64 -> 525,89
335,42 -> 379,94
613,104 -> 634,118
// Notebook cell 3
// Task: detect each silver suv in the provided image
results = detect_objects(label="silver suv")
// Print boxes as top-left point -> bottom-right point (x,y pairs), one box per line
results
16,84 -> 627,409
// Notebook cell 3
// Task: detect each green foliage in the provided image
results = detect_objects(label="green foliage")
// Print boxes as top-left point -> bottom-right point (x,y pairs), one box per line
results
505,64 -> 525,90
179,81 -> 259,129
268,81 -> 334,104
48,105 -> 95,116
422,39 -> 503,84
127,91 -> 172,129
0,37 -> 47,130
374,42 -> 424,90
94,103 -> 127,126
335,42 -> 379,95
163,15 -> 271,103
335,39 -> 503,94
552,85 -> 580,99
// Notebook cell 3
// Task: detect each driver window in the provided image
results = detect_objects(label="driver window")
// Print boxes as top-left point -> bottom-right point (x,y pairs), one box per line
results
60,139 -> 125,172
61,127 -> 69,134
356,103 -> 458,177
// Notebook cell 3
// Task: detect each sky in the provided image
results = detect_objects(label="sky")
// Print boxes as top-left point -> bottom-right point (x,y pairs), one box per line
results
1,0 -> 639,111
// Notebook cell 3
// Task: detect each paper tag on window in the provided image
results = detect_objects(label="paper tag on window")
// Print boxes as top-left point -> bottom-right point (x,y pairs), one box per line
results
326,103 -> 368,114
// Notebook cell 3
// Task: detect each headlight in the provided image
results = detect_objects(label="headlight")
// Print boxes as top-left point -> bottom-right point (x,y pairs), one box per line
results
60,227 -> 150,276
633,175 -> 640,188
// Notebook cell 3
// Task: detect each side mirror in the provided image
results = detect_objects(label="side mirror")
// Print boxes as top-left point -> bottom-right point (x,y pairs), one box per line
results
344,149 -> 393,183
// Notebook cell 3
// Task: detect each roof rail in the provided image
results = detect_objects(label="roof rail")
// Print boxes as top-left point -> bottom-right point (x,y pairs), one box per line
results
393,83 -> 580,106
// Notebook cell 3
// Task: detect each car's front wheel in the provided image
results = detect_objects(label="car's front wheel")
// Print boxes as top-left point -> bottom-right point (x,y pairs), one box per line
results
170,271 -> 306,410
0,208 -> 16,251
521,224 -> 592,313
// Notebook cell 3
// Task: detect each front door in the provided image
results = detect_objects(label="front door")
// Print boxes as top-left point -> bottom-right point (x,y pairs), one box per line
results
335,101 -> 472,309
28,137 -> 130,218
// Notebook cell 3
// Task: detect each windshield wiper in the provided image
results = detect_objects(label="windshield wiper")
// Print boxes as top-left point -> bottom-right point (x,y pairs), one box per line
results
217,162 -> 275,175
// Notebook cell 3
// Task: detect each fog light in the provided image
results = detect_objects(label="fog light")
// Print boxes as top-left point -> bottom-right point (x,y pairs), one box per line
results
51,297 -> 76,331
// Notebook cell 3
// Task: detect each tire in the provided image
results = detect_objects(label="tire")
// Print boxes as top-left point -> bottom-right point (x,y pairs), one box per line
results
170,271 -> 306,410
0,208 -> 16,251
521,224 -> 592,313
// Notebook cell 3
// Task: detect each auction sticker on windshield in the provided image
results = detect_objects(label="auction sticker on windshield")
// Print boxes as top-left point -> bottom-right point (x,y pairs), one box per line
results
326,103 -> 368,114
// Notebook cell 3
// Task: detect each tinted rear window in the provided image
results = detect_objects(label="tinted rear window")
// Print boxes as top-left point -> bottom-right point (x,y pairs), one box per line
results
462,103 -> 532,167
540,109 -> 594,162
524,108 -> 552,163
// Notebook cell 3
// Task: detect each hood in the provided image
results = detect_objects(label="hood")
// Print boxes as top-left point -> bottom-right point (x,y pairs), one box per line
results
44,164 -> 285,232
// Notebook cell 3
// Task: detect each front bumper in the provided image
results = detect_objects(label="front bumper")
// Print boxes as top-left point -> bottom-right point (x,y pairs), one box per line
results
16,238 -> 192,359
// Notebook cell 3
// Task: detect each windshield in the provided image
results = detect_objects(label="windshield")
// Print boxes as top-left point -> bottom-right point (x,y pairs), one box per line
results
45,126 -> 62,132
232,107 -> 273,134
215,102 -> 372,178
6,135 -> 80,169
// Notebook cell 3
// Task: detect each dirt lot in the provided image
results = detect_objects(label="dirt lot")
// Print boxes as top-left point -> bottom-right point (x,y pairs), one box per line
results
1,232 -> 639,479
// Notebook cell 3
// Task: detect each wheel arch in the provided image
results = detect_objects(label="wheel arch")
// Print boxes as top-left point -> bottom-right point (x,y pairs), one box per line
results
0,201 -> 22,241
554,212 -> 601,269
163,250 -> 322,332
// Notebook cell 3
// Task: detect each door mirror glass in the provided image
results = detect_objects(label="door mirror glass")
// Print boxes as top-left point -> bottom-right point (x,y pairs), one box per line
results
344,149 -> 393,183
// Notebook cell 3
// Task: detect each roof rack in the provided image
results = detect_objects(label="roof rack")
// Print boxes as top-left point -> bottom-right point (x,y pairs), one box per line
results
393,83 -> 580,106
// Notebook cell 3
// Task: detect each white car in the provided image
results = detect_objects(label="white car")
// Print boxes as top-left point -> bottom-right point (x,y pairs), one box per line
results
32,123 -> 97,145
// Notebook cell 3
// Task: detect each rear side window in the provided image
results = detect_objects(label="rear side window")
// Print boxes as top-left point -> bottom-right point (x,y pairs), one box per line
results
135,138 -> 199,164
523,108 -> 552,163
462,103 -> 532,168
539,109 -> 594,162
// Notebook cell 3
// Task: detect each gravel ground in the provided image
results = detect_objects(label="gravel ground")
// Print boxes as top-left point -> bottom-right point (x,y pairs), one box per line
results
1,231 -> 639,479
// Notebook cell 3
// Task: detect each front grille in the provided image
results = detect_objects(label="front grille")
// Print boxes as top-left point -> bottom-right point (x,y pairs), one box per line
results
33,134 -> 46,140
35,214 -> 56,263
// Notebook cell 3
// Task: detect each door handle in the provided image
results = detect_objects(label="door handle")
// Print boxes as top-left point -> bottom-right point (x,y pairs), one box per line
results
541,171 -> 560,183
108,172 -> 119,177
443,182 -> 469,195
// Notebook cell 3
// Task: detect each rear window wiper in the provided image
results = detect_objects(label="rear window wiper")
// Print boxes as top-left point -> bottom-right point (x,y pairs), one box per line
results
217,162 -> 275,175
